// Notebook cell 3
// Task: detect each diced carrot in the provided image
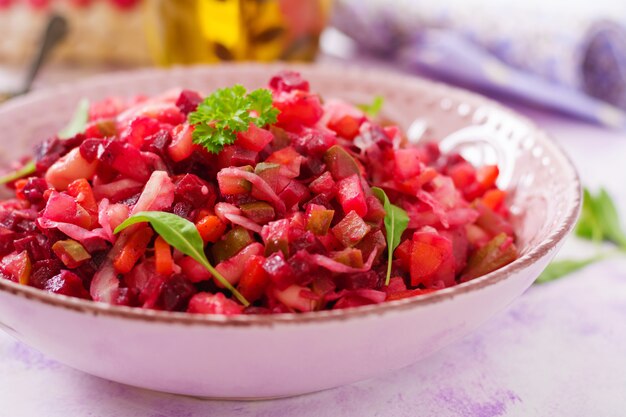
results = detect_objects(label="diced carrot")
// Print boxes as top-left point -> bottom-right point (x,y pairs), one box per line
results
476,165 -> 499,190
237,255 -> 270,302
482,189 -> 506,211
196,215 -> 227,243
14,179 -> 28,200
113,226 -> 154,274
67,178 -> 98,213
154,236 -> 173,275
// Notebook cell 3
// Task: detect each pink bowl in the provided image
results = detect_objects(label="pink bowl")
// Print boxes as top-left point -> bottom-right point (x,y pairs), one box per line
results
0,64 -> 580,399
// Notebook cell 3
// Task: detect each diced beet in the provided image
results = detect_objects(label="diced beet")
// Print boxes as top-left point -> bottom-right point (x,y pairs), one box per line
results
179,256 -> 212,283
336,174 -> 368,217
274,90 -> 323,129
175,89 -> 203,115
21,178 -> 49,206
441,227 -> 469,274
141,130 -> 172,158
230,146 -> 259,166
364,194 -> 386,224
293,128 -> 337,157
308,172 -> 336,195
324,145 -> 361,180
79,139 -> 105,162
44,270 -> 90,299
336,270 -> 381,290
269,70 -> 310,93
29,259 -> 63,289
289,230 -> 324,255
263,252 -> 296,290
174,174 -> 216,209
159,274 -> 197,311
332,210 -> 371,248
278,180 -> 310,210
236,124 -> 274,152
121,116 -> 160,148
43,192 -> 93,229
15,234 -> 51,261
300,156 -> 326,179
394,148 -> 423,179
187,292 -> 243,315
172,201 -> 194,220
98,140 -> 151,182
0,228 -> 15,256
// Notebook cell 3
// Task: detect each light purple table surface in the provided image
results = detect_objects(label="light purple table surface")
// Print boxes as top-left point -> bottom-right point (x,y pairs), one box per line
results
1,69 -> 626,417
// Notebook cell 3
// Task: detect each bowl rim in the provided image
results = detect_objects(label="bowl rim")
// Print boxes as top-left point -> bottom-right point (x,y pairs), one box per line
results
0,62 -> 582,327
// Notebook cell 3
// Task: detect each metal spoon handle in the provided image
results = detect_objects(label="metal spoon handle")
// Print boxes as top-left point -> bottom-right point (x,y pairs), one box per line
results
21,14 -> 69,95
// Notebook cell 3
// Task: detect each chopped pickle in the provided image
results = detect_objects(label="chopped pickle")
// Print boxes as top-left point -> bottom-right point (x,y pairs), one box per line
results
305,207 -> 335,236
52,240 -> 92,269
211,227 -> 254,263
324,145 -> 361,180
331,248 -> 364,268
240,201 -> 276,224
461,233 -> 517,282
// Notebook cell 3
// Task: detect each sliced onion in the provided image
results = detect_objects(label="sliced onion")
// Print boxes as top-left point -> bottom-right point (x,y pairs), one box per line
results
310,249 -> 377,274
131,170 -> 174,215
218,168 -> 286,214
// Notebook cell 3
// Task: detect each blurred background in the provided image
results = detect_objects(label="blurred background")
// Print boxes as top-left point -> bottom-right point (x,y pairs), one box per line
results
0,0 -> 625,129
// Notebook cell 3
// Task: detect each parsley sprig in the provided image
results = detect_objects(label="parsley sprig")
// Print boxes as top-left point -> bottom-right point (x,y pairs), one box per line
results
188,85 -> 279,153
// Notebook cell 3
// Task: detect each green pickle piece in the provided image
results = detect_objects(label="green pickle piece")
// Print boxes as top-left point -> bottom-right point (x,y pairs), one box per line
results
211,226 -> 254,263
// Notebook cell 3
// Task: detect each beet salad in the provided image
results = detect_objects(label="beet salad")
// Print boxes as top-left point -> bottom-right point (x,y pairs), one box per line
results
0,71 -> 518,315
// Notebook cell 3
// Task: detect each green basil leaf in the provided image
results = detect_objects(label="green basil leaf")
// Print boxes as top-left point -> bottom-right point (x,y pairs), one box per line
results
372,187 -> 409,285
535,255 -> 603,284
576,187 -> 626,250
114,211 -> 250,306
357,95 -> 384,118
595,188 -> 626,250
58,98 -> 90,139
575,188 -> 603,243
0,160 -> 36,185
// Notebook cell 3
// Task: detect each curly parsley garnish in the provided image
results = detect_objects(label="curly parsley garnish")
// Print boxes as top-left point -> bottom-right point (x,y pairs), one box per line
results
188,85 -> 279,153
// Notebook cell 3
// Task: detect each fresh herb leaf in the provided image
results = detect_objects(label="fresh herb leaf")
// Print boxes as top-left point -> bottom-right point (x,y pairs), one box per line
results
189,85 -> 278,154
58,98 -> 90,139
357,96 -> 384,118
114,211 -> 250,306
535,255 -> 604,284
0,160 -> 36,185
247,88 -> 280,127
372,187 -> 409,285
576,187 -> 626,250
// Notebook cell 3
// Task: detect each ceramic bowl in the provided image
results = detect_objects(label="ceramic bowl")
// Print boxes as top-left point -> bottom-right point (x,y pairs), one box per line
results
0,64 -> 580,399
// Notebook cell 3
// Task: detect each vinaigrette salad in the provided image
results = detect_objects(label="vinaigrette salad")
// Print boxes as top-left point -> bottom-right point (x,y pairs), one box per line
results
0,71 -> 517,314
